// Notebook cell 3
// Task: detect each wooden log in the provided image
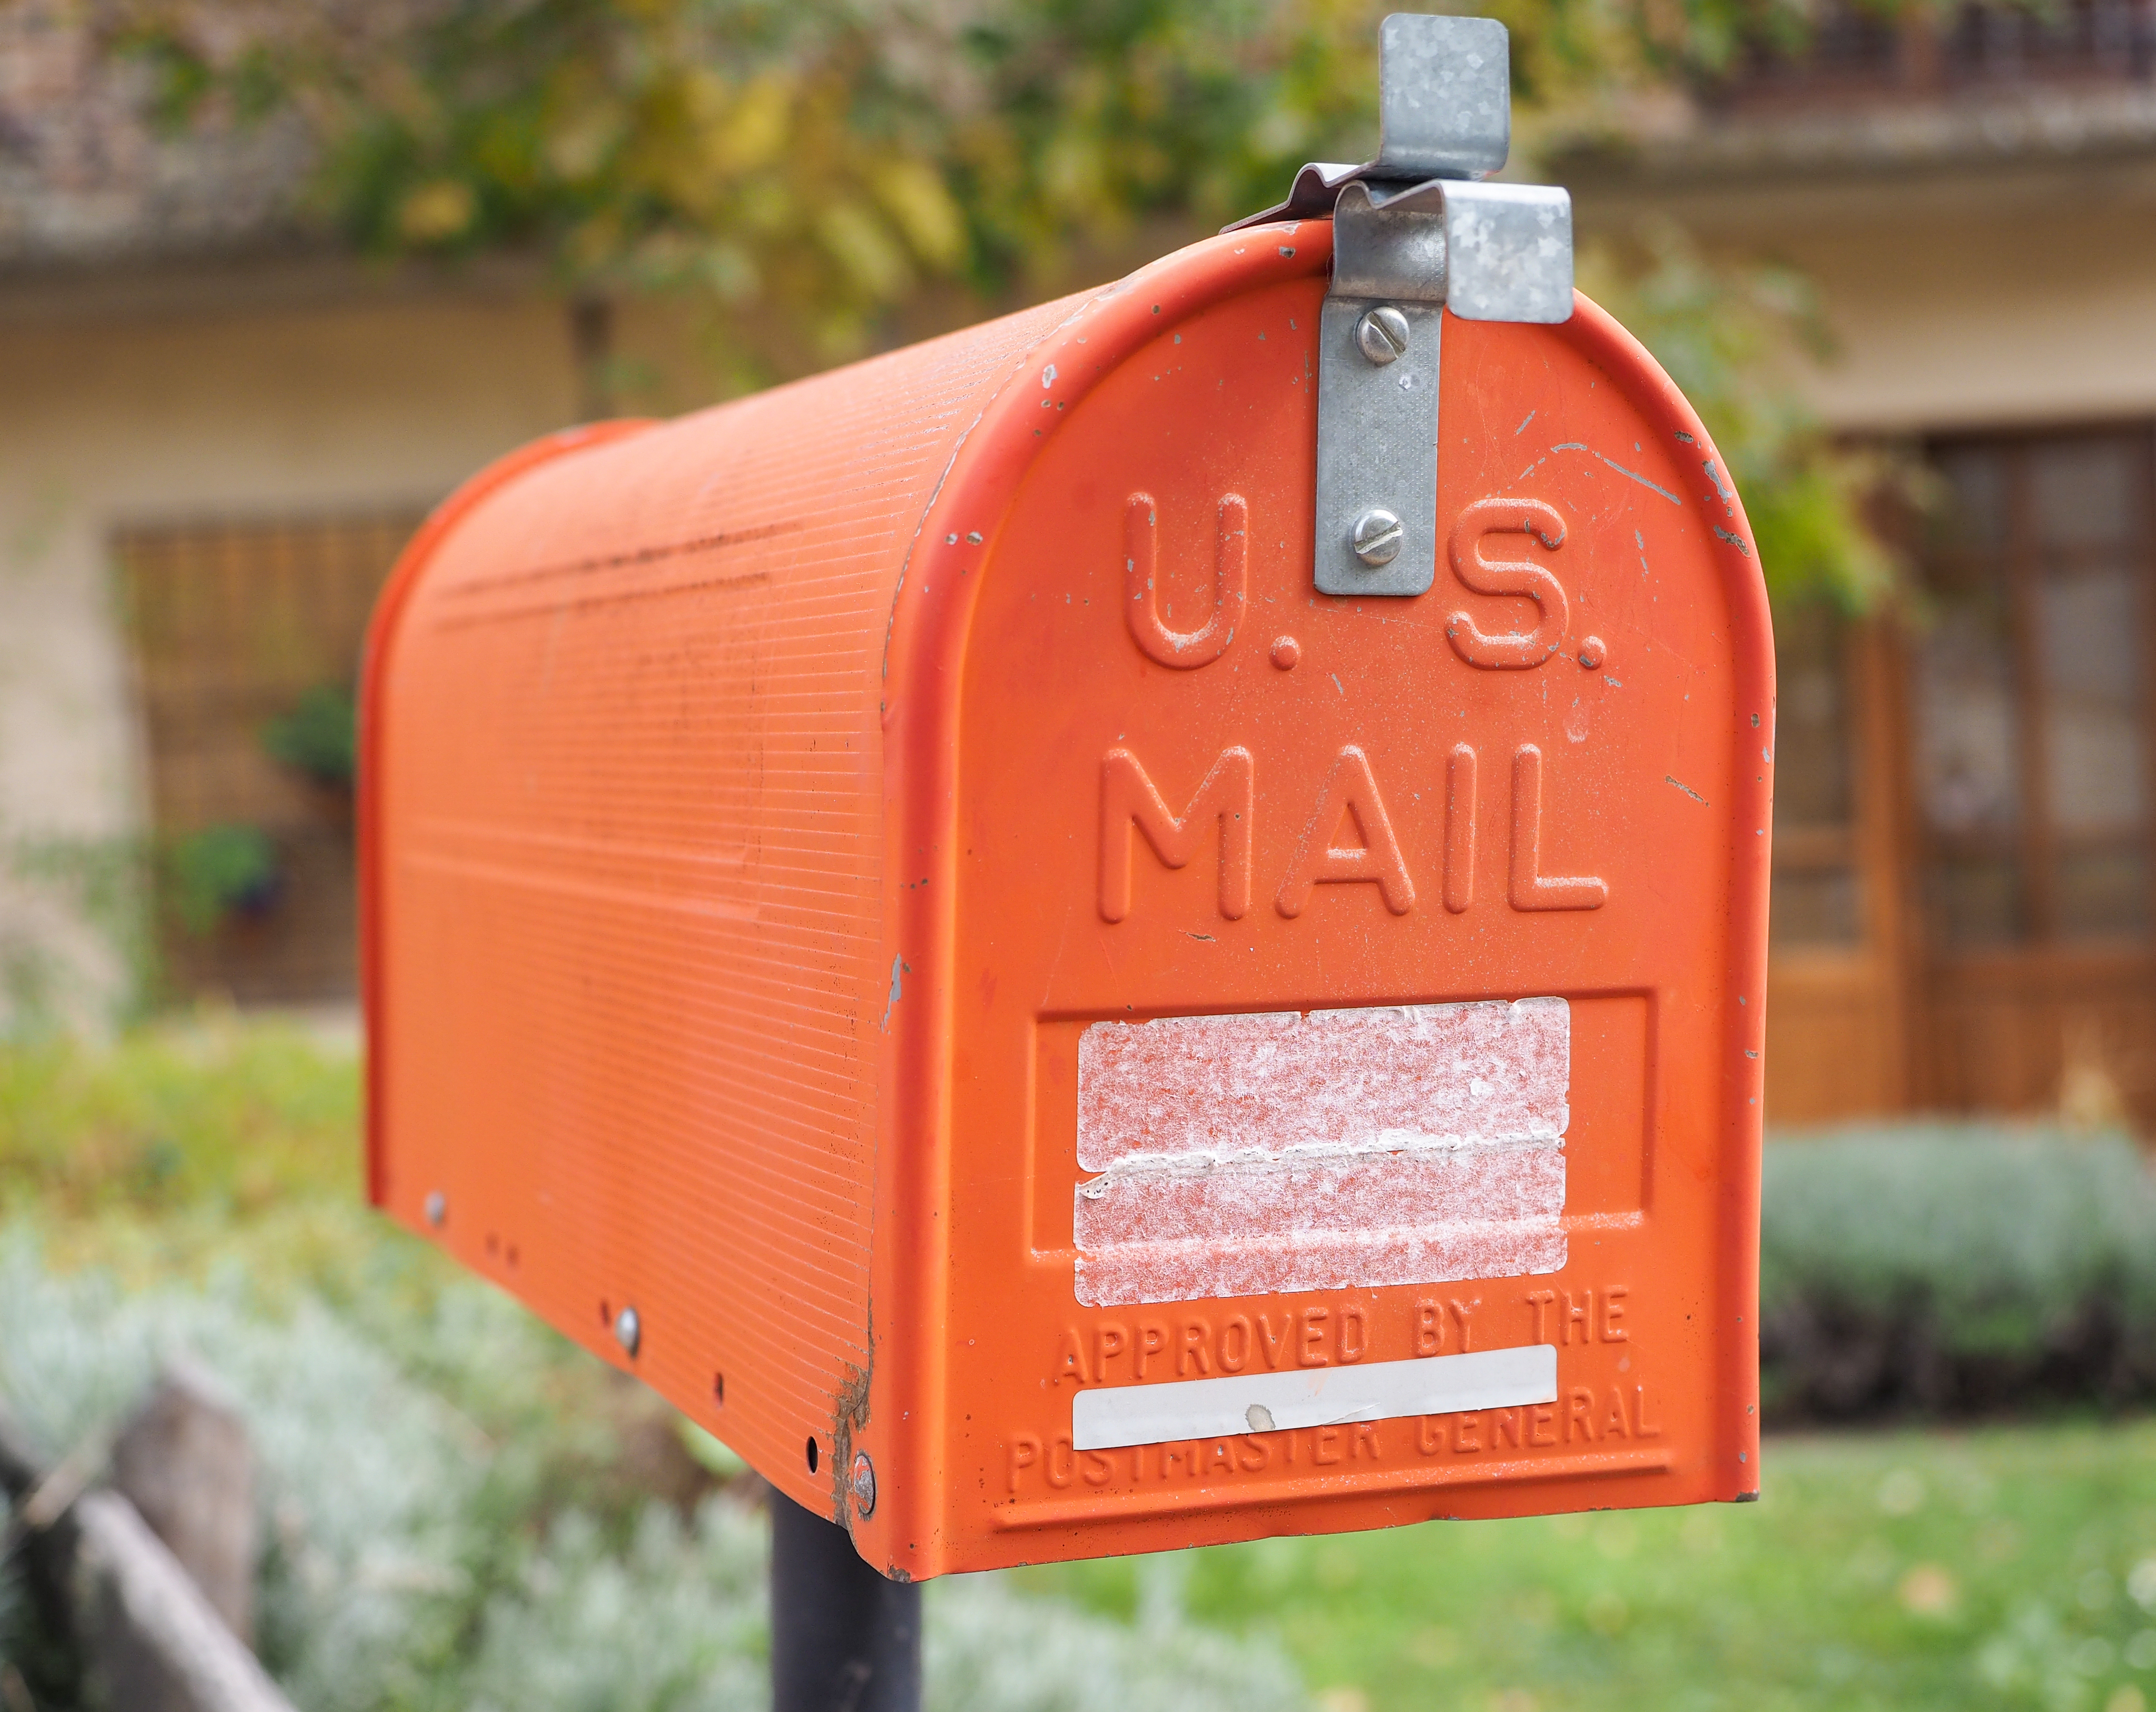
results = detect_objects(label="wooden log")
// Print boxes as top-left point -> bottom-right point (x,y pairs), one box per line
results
112,1362 -> 256,1645
70,1491 -> 296,1712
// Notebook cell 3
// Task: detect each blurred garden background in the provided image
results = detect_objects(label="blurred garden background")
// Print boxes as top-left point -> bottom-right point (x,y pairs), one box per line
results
4,0 -> 2156,1706
5,1022 -> 2156,1709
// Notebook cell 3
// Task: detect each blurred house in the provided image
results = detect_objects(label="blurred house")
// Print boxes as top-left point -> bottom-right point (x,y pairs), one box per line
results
1567,0 -> 2156,1125
3,3 -> 2154,1127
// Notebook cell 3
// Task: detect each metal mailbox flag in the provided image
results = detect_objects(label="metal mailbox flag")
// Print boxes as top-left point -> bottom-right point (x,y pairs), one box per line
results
361,13 -> 1771,1581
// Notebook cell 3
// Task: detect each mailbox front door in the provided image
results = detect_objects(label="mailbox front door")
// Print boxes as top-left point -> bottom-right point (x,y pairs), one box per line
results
922,234 -> 1769,1569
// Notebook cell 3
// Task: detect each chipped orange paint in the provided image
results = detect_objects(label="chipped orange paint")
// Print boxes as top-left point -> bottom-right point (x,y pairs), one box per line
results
362,221 -> 1772,1580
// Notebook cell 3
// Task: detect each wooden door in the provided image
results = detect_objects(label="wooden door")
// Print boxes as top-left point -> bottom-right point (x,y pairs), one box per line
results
1908,425 -> 2156,1124
1764,606 -> 1915,1123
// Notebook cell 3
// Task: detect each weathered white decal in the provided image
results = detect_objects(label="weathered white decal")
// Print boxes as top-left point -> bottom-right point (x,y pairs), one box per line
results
1074,998 -> 1569,1305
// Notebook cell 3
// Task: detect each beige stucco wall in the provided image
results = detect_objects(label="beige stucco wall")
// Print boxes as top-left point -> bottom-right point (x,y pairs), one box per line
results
1785,201 -> 2156,434
1573,151 -> 2156,434
0,275 -> 594,1027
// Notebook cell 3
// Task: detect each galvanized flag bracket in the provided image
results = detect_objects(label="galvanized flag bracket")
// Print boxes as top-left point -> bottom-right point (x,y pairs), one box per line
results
1229,14 -> 1576,597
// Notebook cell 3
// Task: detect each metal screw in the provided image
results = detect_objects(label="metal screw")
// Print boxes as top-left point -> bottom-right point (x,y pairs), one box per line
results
850,1450 -> 877,1518
1352,508 -> 1404,567
613,1304 -> 641,1358
1355,305 -> 1410,366
423,1191 -> 446,1228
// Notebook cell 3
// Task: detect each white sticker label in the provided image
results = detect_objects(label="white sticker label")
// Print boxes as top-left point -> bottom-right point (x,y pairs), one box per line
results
1074,998 -> 1569,1305
1071,1344 -> 1560,1451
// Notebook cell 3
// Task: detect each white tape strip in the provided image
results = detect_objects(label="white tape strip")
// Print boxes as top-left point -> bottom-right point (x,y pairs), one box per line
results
1070,1343 -> 1559,1451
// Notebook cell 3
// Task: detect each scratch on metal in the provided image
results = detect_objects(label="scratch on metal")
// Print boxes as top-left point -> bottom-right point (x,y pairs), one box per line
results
1713,526 -> 1753,556
1665,776 -> 1709,806
1549,443 -> 1681,505
1702,458 -> 1736,510
880,954 -> 911,1032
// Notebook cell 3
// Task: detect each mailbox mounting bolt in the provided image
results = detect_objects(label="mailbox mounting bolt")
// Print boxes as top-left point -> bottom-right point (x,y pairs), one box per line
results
613,1304 -> 642,1358
1355,306 -> 1410,366
422,1190 -> 446,1228
1352,508 -> 1404,567
850,1450 -> 877,1518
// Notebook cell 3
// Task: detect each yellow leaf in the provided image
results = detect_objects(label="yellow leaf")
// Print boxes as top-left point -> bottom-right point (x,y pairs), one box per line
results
715,73 -> 793,175
395,180 -> 476,245
817,200 -> 911,300
871,160 -> 964,269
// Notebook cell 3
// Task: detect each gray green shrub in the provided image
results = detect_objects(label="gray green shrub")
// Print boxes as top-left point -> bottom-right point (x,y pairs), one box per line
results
1760,1126 -> 2156,1417
0,1233 -> 1309,1711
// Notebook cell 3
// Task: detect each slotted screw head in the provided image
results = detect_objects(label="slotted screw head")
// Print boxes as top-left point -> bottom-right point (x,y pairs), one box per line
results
851,1450 -> 877,1518
613,1304 -> 641,1357
1355,305 -> 1410,365
1352,508 -> 1404,567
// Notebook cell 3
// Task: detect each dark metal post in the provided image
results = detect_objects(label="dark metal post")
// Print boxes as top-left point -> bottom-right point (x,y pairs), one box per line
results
769,1491 -> 921,1712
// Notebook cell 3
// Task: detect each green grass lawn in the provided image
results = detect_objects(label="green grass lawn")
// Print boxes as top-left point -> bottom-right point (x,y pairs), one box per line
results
7,1018 -> 2156,1712
1017,1421 -> 2156,1712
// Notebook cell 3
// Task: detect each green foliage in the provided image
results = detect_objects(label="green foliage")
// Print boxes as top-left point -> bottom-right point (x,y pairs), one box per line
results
1760,1127 -> 2156,1417
0,1230 -> 1313,1711
0,1234 -> 582,1712
457,1505 -> 770,1712
105,0 -> 1001,365
0,1026 -> 1313,1708
92,0 -> 1919,610
97,0 -> 1840,315
262,684 -> 359,790
14,1024 -> 2156,1708
101,0 -> 1375,320
96,0 -> 1812,311
929,1556 -> 1310,1712
0,1017 -> 359,1220
163,824 -> 280,936
1027,1423 -> 2156,1712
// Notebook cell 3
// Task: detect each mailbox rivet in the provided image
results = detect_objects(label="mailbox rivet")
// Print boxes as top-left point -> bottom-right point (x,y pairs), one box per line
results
1270,636 -> 1301,671
613,1304 -> 642,1358
423,1190 -> 446,1228
1352,508 -> 1404,567
1354,305 -> 1410,366
850,1450 -> 877,1518
1578,635 -> 1607,670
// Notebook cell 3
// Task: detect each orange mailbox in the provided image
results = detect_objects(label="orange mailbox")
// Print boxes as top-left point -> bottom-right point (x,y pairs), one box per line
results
362,13 -> 1771,1580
